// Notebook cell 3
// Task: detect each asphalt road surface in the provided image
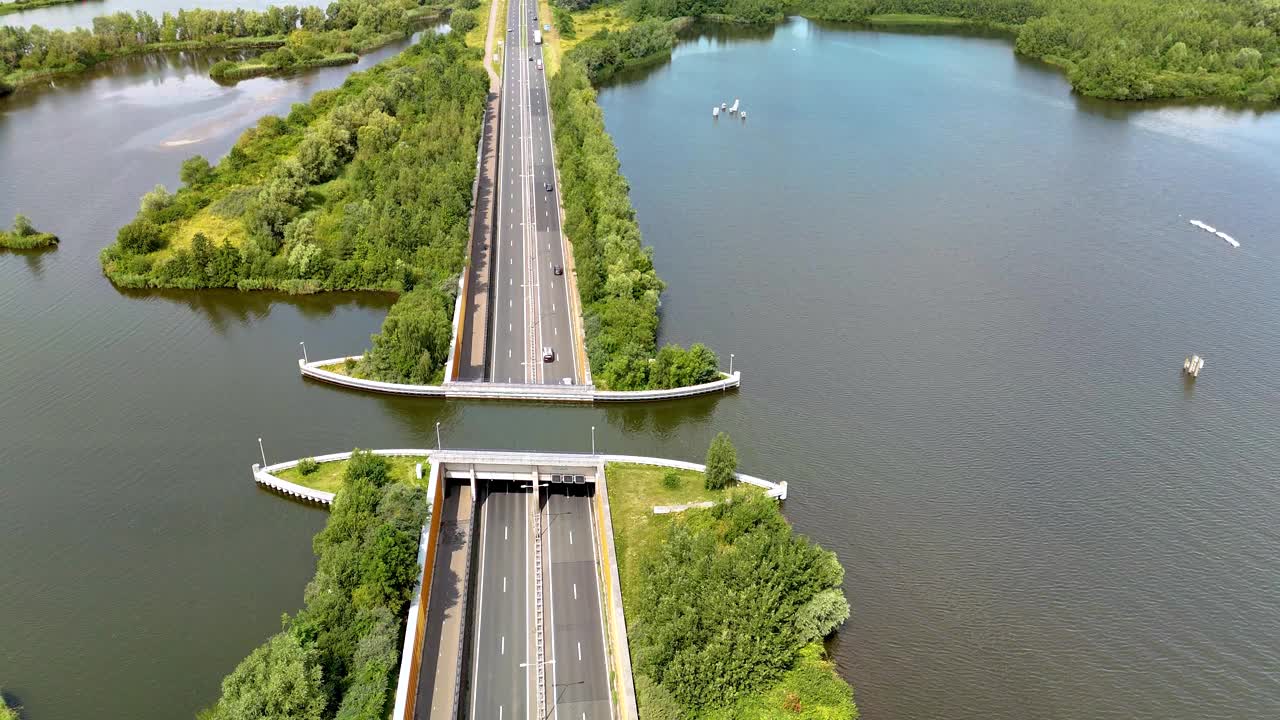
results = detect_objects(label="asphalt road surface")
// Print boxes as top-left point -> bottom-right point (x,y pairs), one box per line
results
491,0 -> 577,385
469,482 -> 534,720
545,486 -> 613,720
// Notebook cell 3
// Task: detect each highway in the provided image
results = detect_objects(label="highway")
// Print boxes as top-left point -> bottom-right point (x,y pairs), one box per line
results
491,0 -> 578,385
545,486 -> 613,720
468,482 -> 534,720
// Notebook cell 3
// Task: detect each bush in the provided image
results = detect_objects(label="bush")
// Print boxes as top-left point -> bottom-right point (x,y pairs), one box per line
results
662,471 -> 681,490
116,219 -> 166,254
297,457 -> 320,476
213,632 -> 326,720
181,155 -> 215,187
704,432 -> 737,490
449,8 -> 478,35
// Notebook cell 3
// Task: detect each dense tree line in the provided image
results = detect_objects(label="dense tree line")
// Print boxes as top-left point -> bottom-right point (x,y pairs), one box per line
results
200,451 -> 428,719
564,16 -> 676,83
630,493 -> 854,717
611,0 -> 1280,102
549,59 -> 722,390
0,0 -> 446,93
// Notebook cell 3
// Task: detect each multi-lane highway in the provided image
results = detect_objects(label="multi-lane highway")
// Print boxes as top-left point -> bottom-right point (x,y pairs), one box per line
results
469,482 -> 534,720
491,0 -> 578,385
545,486 -> 612,719
467,480 -> 612,720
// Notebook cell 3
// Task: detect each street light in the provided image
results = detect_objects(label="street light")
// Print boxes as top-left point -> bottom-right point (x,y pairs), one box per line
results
258,437 -> 267,467
299,341 -> 308,363
591,425 -> 596,455
435,421 -> 442,451
729,352 -> 735,375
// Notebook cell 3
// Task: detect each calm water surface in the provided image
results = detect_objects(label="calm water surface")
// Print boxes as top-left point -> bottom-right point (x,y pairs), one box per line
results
2,15 -> 1278,720
2,0 -> 290,31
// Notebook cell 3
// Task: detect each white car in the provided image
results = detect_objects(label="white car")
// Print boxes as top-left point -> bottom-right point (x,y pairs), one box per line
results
542,346 -> 554,362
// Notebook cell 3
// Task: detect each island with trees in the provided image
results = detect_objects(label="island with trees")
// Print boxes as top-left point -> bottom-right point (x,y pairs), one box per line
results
0,0 -> 449,95
100,32 -> 488,386
0,214 -> 58,249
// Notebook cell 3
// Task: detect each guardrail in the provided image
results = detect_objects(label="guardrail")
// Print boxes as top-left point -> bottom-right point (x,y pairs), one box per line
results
299,357 -> 740,403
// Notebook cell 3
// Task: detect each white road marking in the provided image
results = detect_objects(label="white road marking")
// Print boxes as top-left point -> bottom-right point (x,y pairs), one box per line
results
501,635 -> 505,655
573,583 -> 578,600
504,576 -> 508,593
577,642 -> 582,661
569,531 -> 573,545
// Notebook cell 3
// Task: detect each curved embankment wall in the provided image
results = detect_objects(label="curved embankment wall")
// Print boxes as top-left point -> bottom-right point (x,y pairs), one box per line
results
298,357 -> 740,403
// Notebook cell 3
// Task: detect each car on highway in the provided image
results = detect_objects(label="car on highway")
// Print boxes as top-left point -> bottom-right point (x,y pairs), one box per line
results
542,346 -> 554,362
536,59 -> 542,70
543,181 -> 552,192
560,377 -> 573,385
552,264 -> 563,275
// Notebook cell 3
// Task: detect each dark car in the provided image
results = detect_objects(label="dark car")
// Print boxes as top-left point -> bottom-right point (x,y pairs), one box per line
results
543,181 -> 553,192
552,264 -> 563,276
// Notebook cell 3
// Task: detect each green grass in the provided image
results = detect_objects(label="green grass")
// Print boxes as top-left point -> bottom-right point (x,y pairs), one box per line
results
604,462 -> 760,616
866,13 -> 970,26
276,454 -> 431,494
0,230 -> 57,249
559,4 -> 634,58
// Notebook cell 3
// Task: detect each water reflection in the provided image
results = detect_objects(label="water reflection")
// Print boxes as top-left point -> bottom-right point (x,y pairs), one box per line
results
114,286 -> 396,335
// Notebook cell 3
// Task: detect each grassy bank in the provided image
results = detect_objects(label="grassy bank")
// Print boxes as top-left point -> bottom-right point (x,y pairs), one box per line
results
0,215 -> 57,249
276,453 -> 430,494
605,460 -> 857,719
0,0 -> 99,16
0,693 -> 18,720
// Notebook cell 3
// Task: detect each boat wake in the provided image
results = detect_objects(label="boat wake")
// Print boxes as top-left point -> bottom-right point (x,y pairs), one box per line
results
1189,219 -> 1240,248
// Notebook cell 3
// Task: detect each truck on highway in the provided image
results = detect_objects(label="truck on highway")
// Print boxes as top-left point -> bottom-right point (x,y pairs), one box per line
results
534,29 -> 542,44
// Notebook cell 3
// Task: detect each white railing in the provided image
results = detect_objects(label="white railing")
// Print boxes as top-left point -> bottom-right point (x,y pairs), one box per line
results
299,357 -> 740,403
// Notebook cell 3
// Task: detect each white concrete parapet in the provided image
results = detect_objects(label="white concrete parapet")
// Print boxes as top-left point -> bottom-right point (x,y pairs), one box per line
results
391,519 -> 432,719
298,357 -> 740,403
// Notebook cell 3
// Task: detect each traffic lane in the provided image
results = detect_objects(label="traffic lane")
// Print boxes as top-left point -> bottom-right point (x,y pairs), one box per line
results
470,485 -> 530,720
547,490 -> 612,717
492,49 -> 525,384
527,49 -> 577,384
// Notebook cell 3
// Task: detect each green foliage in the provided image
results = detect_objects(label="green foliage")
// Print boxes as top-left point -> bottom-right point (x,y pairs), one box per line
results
704,432 -> 737,490
553,4 -> 577,38
795,588 -> 851,645
565,17 -> 676,83
0,692 -> 19,720
355,284 -> 456,384
181,155 -> 215,187
450,8 -> 479,35
206,450 -> 428,717
1,0 -> 447,89
620,0 -> 1280,102
630,494 -> 851,711
298,457 -> 321,476
140,184 -> 173,214
0,213 -> 59,249
549,59 -> 720,389
212,631 -> 326,720
115,218 -> 166,254
662,470 -> 682,489
101,35 -> 486,311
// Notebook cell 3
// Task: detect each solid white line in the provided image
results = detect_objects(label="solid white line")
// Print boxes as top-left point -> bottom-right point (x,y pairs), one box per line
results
469,486 -> 491,720
544,487 -> 560,720
502,635 -> 505,655
587,491 -> 616,720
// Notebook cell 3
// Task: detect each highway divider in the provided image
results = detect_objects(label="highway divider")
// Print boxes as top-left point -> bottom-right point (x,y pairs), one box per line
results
299,356 -> 740,403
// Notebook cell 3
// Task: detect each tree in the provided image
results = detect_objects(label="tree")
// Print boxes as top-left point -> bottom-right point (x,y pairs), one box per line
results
449,9 -> 477,35
139,183 -> 173,213
704,432 -> 737,490
214,631 -> 326,720
795,588 -> 851,644
116,218 -> 166,253
11,213 -> 34,237
181,155 -> 214,187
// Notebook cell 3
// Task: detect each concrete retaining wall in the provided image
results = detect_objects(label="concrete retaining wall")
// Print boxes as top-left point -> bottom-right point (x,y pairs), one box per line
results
393,460 -> 447,720
595,460 -> 640,720
299,357 -> 740,403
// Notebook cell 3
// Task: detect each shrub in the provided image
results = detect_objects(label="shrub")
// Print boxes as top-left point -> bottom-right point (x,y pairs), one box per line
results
704,432 -> 737,490
297,457 -> 320,476
181,155 -> 215,187
116,219 -> 166,254
662,471 -> 681,490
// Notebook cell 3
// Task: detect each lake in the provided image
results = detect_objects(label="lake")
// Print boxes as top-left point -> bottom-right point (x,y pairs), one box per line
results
2,14 -> 1278,720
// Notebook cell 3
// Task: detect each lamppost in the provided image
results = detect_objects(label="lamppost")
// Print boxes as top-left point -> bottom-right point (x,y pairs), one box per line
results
299,341 -> 308,363
729,352 -> 735,375
258,437 -> 267,466
435,421 -> 442,451
591,425 -> 596,455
